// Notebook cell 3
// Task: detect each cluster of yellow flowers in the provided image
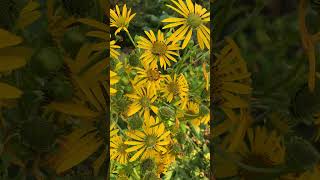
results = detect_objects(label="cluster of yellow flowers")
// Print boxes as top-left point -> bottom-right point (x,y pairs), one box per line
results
110,0 -> 210,178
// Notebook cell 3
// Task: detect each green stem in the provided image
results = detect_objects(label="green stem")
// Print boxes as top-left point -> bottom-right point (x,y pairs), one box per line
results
126,31 -> 137,47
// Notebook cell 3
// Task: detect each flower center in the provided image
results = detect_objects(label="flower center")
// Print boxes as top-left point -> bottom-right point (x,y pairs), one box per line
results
168,82 -> 179,95
151,41 -> 167,55
117,143 -> 127,154
239,153 -> 274,179
117,16 -> 127,27
145,135 -> 157,148
147,69 -> 160,81
140,96 -> 150,108
187,14 -> 202,28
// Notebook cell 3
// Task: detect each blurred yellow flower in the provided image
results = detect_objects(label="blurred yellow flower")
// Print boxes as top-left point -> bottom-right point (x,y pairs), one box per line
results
110,70 -> 120,95
217,126 -> 285,179
125,116 -> 171,162
213,38 -> 251,127
110,40 -> 120,60
137,30 -> 181,69
110,4 -> 136,35
162,0 -> 210,49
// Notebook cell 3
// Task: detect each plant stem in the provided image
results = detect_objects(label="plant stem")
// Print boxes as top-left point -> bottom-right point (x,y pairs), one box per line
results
126,31 -> 137,47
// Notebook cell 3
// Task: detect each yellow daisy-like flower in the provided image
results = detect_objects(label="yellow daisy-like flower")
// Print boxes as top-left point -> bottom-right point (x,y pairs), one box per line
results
126,87 -> 158,120
184,101 -> 210,127
216,126 -> 285,179
110,70 -> 120,95
133,63 -> 165,95
110,4 -> 136,35
110,135 -> 129,164
212,38 -> 251,132
137,30 -> 181,69
110,40 -> 120,60
162,0 -> 210,49
161,73 -> 189,104
125,116 -> 171,162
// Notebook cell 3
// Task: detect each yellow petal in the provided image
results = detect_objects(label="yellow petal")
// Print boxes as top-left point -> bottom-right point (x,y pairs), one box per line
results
0,56 -> 26,72
46,102 -> 99,117
0,29 -> 22,49
182,29 -> 193,48
78,18 -> 107,32
129,147 -> 146,162
0,82 -> 23,99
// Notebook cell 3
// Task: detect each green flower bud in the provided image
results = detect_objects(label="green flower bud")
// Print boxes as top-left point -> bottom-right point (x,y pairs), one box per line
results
121,76 -> 129,85
199,104 -> 210,116
33,47 -> 64,73
142,171 -> 160,180
128,114 -> 143,130
21,118 -> 55,152
129,50 -> 141,67
141,158 -> 156,174
47,76 -> 73,101
176,131 -> 186,144
286,136 -> 319,170
290,84 -> 320,124
159,106 -> 175,121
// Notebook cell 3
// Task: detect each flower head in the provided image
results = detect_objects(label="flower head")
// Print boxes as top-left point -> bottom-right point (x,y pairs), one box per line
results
137,30 -> 181,69
162,0 -> 210,49
161,73 -> 189,105
110,4 -> 136,35
133,63 -> 165,95
125,116 -> 171,162
111,135 -> 129,164
126,87 -> 158,120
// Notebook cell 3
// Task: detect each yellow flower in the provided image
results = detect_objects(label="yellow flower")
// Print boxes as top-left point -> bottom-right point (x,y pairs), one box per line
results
110,70 -> 120,95
110,4 -> 136,35
125,116 -> 171,162
110,40 -> 120,60
216,126 -> 285,179
137,30 -> 181,69
183,101 -> 209,127
126,87 -> 158,119
161,73 -> 189,105
213,38 -> 251,128
110,135 -> 129,164
133,63 -> 165,95
162,0 -> 210,49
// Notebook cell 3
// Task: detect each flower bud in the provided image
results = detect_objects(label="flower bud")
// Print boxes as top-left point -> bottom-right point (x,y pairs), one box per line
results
199,104 -> 210,116
141,158 -> 156,174
142,171 -> 160,180
159,106 -> 175,121
128,114 -> 143,130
